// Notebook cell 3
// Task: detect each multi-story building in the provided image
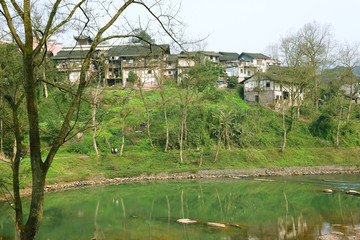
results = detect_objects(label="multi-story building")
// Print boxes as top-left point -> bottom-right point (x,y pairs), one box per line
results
53,36 -> 276,87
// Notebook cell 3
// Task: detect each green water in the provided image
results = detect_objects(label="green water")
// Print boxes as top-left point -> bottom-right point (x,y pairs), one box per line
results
1,174 -> 360,239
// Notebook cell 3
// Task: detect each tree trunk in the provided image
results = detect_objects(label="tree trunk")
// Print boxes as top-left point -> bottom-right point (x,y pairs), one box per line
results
198,148 -> 203,167
120,116 -> 126,156
346,87 -> 353,122
246,134 -> 252,162
21,31 -> 48,238
162,98 -> 169,152
315,77 -> 319,113
139,86 -> 155,151
281,102 -> 287,152
214,133 -> 221,162
336,103 -> 343,148
184,103 -> 188,142
43,68 -> 48,98
92,105 -> 100,158
225,126 -> 231,151
179,118 -> 184,162
9,100 -> 24,238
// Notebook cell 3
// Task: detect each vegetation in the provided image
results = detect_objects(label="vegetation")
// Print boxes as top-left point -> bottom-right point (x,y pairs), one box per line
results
0,7 -> 360,238
1,85 -> 359,190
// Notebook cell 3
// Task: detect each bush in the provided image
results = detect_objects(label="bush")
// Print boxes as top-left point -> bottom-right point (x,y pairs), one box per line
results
310,114 -> 336,140
227,76 -> 238,89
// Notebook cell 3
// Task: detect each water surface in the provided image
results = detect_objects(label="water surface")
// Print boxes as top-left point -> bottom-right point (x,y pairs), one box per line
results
1,174 -> 359,239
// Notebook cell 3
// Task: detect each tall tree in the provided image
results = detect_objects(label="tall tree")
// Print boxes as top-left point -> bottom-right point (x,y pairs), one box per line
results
0,1 -> 181,239
299,21 -> 333,113
337,42 -> 360,122
137,75 -> 156,151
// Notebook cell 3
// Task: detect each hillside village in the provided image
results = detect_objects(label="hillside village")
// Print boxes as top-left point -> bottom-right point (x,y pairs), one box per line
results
50,36 -> 360,109
53,36 -> 276,85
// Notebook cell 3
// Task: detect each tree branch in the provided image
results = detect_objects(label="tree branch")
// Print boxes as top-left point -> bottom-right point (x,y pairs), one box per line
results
9,0 -> 24,19
133,0 -> 184,51
0,0 -> 25,51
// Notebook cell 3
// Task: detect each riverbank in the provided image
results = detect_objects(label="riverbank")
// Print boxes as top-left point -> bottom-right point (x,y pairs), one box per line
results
42,165 -> 360,191
1,165 -> 359,202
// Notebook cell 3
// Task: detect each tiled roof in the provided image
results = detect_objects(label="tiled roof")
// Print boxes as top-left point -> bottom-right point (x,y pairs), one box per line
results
108,44 -> 170,57
239,52 -> 270,59
219,52 -> 239,61
53,49 -> 91,60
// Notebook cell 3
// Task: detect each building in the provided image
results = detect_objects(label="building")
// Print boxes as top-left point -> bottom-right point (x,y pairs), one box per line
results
243,73 -> 303,107
106,44 -> 170,87
53,36 -> 276,88
238,52 -> 276,82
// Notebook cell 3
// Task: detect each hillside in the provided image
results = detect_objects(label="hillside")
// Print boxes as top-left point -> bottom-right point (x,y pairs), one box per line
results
1,86 -> 359,189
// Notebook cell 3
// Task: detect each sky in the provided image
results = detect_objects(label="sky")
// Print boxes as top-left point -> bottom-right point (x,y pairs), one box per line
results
178,0 -> 360,54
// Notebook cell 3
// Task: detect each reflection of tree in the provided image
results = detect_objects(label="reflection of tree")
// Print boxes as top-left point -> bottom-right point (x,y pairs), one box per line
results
92,200 -> 105,240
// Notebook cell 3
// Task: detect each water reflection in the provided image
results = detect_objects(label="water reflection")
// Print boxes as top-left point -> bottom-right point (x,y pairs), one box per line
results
0,175 -> 359,239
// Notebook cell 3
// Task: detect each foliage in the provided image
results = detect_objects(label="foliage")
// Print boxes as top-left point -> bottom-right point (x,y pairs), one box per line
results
185,60 -> 224,92
310,113 -> 336,140
129,28 -> 155,46
227,76 -> 238,89
127,71 -> 138,83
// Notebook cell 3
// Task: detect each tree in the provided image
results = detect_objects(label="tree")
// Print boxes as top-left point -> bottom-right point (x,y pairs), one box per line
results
276,33 -> 313,151
177,60 -> 222,162
299,21 -> 333,113
336,42 -> 360,122
0,42 -> 26,170
137,75 -> 156,151
0,1 -> 181,239
129,28 -> 154,46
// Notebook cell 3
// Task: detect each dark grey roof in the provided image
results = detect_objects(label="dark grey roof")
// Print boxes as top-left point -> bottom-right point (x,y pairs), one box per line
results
198,51 -> 222,57
239,52 -> 270,59
108,44 -> 170,57
53,49 -> 91,60
166,54 -> 178,62
219,52 -> 239,61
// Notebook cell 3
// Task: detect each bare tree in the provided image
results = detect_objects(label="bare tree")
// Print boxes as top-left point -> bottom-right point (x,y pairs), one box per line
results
0,0 -> 181,239
137,77 -> 156,151
155,61 -> 172,152
119,90 -> 134,156
299,21 -> 333,113
337,42 -> 360,122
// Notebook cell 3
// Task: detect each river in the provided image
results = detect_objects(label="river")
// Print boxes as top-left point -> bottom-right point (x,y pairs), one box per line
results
0,174 -> 359,239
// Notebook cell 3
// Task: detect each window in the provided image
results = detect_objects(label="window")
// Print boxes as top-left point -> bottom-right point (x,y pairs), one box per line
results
283,91 -> 289,100
240,69 -> 243,73
148,70 -> 152,74
266,81 -> 270,88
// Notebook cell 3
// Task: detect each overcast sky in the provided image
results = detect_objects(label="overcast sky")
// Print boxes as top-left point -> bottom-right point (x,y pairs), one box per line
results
178,0 -> 360,54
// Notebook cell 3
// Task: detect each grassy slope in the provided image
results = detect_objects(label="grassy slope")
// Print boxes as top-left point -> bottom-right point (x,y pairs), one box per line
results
1,146 -> 359,189
1,88 -> 359,189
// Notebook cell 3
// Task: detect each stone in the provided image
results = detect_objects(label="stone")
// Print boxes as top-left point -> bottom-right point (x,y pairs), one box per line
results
323,189 -> 333,193
207,222 -> 226,228
176,218 -> 197,224
346,190 -> 360,196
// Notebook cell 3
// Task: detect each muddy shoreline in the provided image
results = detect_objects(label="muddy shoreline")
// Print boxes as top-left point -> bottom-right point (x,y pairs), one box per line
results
1,165 -> 360,201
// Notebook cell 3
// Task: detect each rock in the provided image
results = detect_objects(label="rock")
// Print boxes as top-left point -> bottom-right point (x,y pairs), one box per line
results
176,218 -> 197,224
346,190 -> 360,196
207,222 -> 226,228
323,189 -> 333,193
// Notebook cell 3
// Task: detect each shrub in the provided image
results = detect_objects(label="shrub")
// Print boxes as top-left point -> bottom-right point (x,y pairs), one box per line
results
310,114 -> 336,140
227,76 -> 238,89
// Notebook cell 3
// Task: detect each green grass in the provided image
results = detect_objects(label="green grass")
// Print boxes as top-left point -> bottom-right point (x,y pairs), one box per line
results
2,146 -> 359,191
